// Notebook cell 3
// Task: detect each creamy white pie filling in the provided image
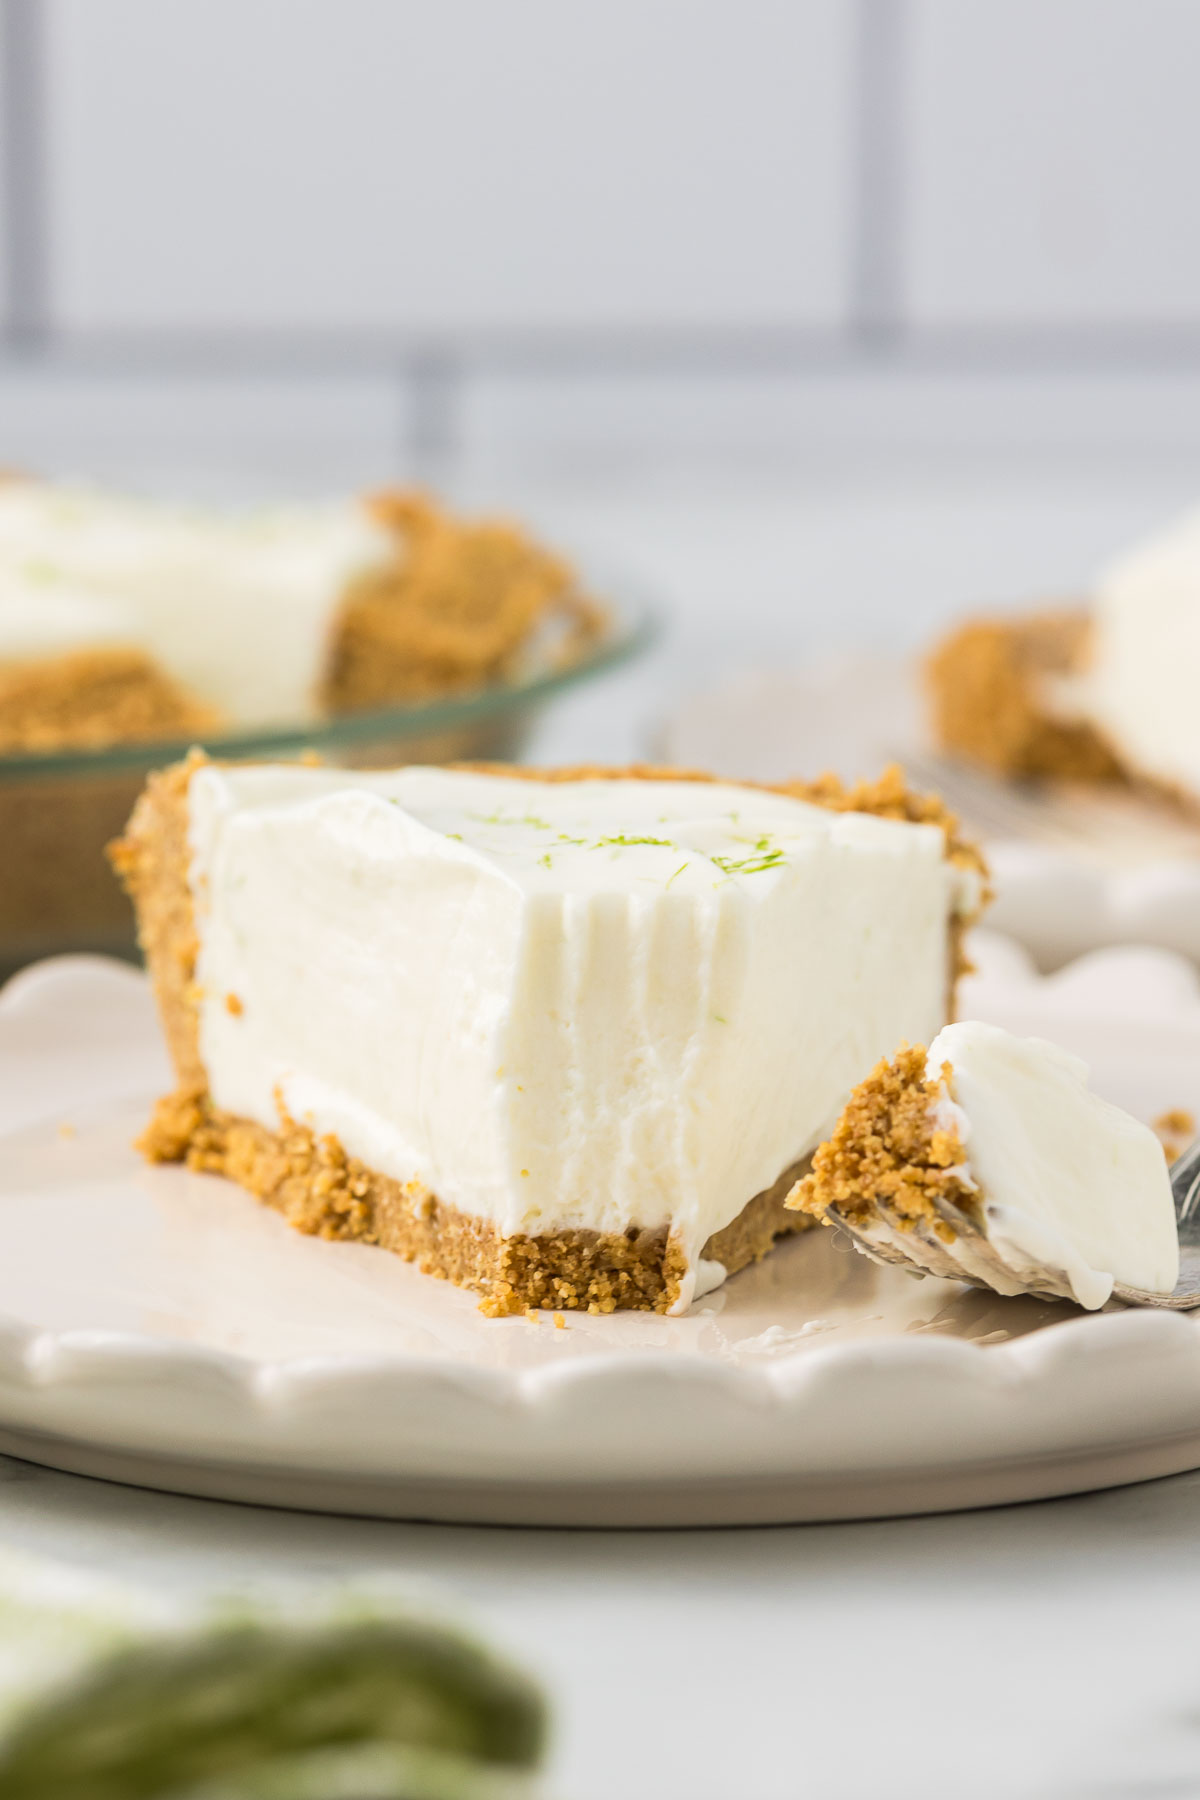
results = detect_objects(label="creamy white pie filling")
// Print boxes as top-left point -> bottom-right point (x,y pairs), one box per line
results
0,567 -> 139,664
1067,508 -> 1200,798
187,766 -> 976,1310
0,481 -> 395,723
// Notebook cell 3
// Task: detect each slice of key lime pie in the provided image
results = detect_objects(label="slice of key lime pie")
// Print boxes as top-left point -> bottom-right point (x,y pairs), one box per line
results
927,500 -> 1200,804
113,759 -> 986,1315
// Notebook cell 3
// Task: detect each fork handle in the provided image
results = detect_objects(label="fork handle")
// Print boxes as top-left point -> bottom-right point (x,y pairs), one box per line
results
1171,1139 -> 1200,1224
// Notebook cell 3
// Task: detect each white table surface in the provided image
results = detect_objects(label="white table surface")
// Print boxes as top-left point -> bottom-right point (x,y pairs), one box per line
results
12,454 -> 1200,1800
2,1453 -> 1198,1800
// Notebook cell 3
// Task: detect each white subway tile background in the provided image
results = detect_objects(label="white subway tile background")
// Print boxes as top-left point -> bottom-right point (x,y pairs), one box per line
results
0,368 -> 406,487
2,0 -> 1200,730
0,0 -> 1199,469
44,0 -> 853,336
903,0 -> 1200,329
0,3 -> 12,335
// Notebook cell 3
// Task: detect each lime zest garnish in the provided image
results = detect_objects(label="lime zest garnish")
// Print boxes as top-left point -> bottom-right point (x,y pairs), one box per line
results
711,848 -> 786,876
593,835 -> 675,849
471,810 -> 554,831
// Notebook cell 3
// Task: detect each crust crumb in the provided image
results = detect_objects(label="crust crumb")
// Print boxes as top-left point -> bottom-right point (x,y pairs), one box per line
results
788,1045 -> 982,1236
1155,1107 -> 1195,1138
1154,1107 -> 1196,1164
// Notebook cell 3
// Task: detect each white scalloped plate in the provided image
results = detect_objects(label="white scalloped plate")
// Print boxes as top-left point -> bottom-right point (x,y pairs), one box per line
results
662,656 -> 1200,971
1,944 -> 1199,1527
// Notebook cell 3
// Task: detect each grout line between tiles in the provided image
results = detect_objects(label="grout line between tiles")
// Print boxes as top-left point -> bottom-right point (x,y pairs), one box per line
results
848,0 -> 908,346
11,327 -> 1200,383
0,0 -> 50,346
405,351 -> 462,482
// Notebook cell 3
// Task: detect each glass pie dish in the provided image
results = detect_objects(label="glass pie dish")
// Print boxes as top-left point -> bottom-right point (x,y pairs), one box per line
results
0,591 -> 657,978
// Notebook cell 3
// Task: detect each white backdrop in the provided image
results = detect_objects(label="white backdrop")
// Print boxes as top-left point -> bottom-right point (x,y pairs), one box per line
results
2,0 -> 1200,707
2,1 -> 1200,464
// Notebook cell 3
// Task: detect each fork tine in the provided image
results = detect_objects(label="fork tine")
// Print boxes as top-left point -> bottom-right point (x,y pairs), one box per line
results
826,1198 -> 964,1284
829,1193 -> 1082,1305
1171,1139 -> 1200,1227
873,1203 -> 963,1279
828,1145 -> 1200,1310
824,1209 -> 919,1272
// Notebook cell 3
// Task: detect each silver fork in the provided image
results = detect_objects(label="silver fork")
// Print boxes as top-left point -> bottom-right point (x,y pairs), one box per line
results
829,1138 -> 1200,1311
1115,1139 -> 1200,1309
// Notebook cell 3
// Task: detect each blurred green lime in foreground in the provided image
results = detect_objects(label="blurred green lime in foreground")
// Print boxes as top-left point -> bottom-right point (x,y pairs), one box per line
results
0,1554 -> 545,1800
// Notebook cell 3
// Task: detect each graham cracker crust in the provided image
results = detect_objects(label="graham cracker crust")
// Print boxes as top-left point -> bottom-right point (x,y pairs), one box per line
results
324,490 -> 605,713
925,608 -> 1123,783
788,1043 -> 978,1238
112,755 -> 983,1314
109,755 -> 206,1091
139,1085 -> 812,1316
0,646 -> 218,754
